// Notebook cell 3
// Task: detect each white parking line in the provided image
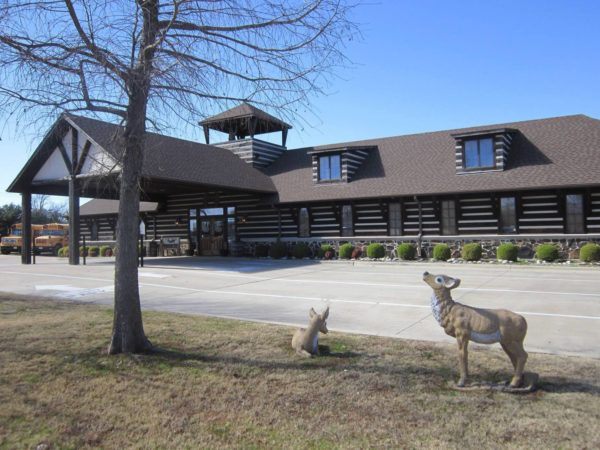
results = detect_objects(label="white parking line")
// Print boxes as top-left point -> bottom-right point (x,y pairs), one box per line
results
4,271 -> 600,320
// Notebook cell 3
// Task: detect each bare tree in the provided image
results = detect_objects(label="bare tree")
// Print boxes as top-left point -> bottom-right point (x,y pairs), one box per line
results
0,0 -> 358,354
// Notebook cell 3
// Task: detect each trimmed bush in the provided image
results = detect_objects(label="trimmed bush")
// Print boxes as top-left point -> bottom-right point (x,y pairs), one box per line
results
99,245 -> 112,257
351,247 -> 362,259
396,243 -> 416,260
497,243 -> 518,262
255,244 -> 269,257
535,243 -> 559,262
268,241 -> 288,259
88,246 -> 100,257
79,246 -> 88,257
57,246 -> 68,257
432,244 -> 451,261
579,243 -> 600,262
461,243 -> 482,261
292,243 -> 310,259
366,243 -> 386,259
318,244 -> 335,259
339,243 -> 354,259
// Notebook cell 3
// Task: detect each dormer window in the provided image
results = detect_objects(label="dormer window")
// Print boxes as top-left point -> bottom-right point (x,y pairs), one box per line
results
452,128 -> 516,174
319,154 -> 341,181
464,138 -> 494,169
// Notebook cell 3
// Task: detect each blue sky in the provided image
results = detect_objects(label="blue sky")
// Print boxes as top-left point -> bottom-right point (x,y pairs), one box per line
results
1,0 -> 599,205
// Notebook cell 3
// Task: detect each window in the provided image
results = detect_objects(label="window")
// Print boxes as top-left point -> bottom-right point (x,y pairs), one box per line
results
389,202 -> 402,235
566,194 -> 584,234
441,200 -> 457,235
319,154 -> 341,181
227,207 -> 236,243
90,221 -> 98,240
200,207 -> 223,216
499,197 -> 517,233
341,204 -> 353,236
298,208 -> 310,237
464,138 -> 495,169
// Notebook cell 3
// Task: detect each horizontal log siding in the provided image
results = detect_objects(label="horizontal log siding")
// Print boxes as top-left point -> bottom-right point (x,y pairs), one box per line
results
236,204 -> 298,238
458,196 -> 497,234
80,217 -> 117,241
403,200 -> 439,235
157,191 -> 261,239
586,191 -> 600,231
518,191 -> 564,233
309,205 -> 340,237
214,138 -> 285,168
353,201 -> 387,236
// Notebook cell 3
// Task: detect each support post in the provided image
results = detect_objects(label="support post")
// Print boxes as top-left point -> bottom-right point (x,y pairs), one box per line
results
21,192 -> 32,265
68,176 -> 80,265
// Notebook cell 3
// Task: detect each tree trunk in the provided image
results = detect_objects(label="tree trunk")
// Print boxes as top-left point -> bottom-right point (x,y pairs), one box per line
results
108,85 -> 152,355
108,123 -> 152,354
108,0 -> 159,354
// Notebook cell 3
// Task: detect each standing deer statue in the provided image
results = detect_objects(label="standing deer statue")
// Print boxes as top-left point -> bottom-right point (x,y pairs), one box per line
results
292,307 -> 329,357
422,272 -> 528,387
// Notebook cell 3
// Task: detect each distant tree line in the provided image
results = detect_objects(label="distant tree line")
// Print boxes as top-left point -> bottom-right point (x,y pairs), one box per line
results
0,195 -> 67,235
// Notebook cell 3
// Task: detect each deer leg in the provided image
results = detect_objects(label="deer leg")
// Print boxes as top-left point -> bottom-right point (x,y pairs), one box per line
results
456,335 -> 469,387
501,342 -> 518,371
510,340 -> 528,388
297,349 -> 313,358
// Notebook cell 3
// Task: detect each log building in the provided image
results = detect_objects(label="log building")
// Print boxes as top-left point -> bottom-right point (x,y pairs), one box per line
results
8,103 -> 600,262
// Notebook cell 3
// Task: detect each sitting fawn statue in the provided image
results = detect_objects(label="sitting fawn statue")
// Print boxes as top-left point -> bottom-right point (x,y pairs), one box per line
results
422,272 -> 528,387
292,307 -> 329,357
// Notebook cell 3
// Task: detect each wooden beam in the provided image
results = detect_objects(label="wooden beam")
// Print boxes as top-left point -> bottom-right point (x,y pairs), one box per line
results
56,140 -> 73,175
21,192 -> 32,265
68,176 -> 80,265
71,127 -> 79,173
74,140 -> 92,175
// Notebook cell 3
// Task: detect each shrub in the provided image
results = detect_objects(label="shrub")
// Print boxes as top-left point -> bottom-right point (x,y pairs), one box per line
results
339,243 -> 354,259
292,243 -> 310,259
79,246 -> 88,257
351,247 -> 363,259
99,245 -> 112,257
268,241 -> 288,259
88,246 -> 100,257
366,243 -> 386,259
318,244 -> 335,259
432,244 -> 451,261
255,244 -> 269,257
57,246 -> 68,257
396,243 -> 416,260
462,243 -> 482,261
535,243 -> 559,262
497,243 -> 518,262
579,243 -> 600,262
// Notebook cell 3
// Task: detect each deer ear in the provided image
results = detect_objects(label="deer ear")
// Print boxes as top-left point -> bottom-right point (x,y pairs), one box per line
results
322,306 -> 329,319
309,308 -> 317,319
445,277 -> 461,289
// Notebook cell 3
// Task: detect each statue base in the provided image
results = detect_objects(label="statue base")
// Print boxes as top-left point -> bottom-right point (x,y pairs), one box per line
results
450,372 -> 539,394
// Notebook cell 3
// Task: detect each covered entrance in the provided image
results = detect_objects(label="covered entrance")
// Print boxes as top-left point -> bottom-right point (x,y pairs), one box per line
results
189,207 -> 236,256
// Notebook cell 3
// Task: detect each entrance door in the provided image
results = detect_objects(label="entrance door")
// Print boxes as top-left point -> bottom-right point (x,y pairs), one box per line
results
200,216 -> 224,256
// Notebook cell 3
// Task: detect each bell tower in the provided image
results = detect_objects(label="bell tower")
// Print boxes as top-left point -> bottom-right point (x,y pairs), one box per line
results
200,102 -> 292,168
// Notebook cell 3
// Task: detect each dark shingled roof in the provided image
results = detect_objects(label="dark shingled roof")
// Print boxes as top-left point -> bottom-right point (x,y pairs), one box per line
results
65,115 -> 277,194
200,102 -> 291,131
80,199 -> 158,216
265,114 -> 600,204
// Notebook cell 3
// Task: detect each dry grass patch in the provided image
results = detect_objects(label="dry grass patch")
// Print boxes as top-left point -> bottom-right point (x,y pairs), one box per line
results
0,294 -> 599,449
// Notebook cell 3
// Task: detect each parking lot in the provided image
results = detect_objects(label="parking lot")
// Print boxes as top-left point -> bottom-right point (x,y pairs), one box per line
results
1,254 -> 599,358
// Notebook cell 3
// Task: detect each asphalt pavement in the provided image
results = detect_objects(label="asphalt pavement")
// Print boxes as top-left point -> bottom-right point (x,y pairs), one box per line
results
1,254 -> 599,358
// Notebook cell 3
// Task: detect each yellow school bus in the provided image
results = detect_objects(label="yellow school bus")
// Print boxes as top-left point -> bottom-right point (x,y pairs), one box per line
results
35,223 -> 69,255
0,224 -> 45,255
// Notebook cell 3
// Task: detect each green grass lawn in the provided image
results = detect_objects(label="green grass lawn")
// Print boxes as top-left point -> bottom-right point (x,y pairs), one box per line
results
0,294 -> 599,449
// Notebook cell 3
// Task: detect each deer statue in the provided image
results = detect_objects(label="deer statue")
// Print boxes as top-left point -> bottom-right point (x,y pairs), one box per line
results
422,272 -> 528,387
292,307 -> 329,357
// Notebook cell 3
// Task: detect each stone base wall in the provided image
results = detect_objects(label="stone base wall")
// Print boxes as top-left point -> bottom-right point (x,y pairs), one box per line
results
240,236 -> 600,260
